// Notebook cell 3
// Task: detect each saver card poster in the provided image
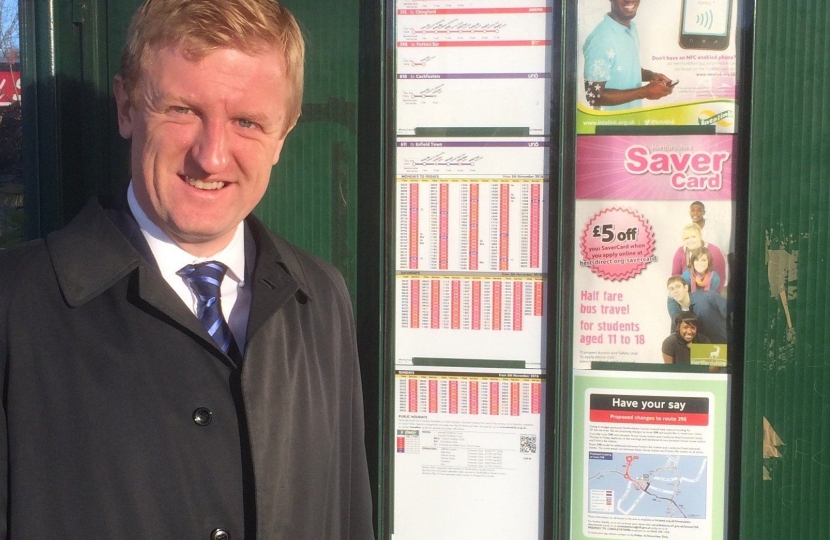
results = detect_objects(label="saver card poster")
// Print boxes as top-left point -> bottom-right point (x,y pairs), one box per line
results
576,0 -> 738,134
570,371 -> 729,540
573,134 -> 733,368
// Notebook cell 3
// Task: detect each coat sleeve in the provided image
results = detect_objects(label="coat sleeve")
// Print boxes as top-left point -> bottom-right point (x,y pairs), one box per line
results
0,244 -> 39,539
671,246 -> 686,276
0,281 -> 9,538
667,297 -> 681,332
330,270 -> 375,539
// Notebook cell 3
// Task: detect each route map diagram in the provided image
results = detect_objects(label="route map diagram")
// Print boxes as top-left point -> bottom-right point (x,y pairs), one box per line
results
587,452 -> 707,519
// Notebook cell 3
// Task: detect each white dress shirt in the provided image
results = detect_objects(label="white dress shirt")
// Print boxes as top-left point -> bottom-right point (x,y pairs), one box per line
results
127,182 -> 251,350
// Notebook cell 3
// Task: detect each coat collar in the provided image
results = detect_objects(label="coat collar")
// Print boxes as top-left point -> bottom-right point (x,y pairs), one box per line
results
46,198 -> 312,351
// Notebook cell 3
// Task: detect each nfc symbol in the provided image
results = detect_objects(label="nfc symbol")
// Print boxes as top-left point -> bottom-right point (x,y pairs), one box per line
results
695,9 -> 715,30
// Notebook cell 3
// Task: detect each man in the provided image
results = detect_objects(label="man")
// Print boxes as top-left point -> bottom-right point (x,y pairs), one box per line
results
583,0 -> 674,110
662,311 -> 711,365
0,1 -> 373,539
666,275 -> 728,344
690,200 -> 706,229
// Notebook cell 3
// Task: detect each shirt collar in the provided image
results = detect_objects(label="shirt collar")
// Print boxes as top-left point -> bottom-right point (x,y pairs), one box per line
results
127,182 -> 246,285
605,13 -> 636,34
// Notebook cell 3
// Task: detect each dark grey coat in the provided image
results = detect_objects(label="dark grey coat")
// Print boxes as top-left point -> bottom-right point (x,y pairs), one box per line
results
0,199 -> 374,539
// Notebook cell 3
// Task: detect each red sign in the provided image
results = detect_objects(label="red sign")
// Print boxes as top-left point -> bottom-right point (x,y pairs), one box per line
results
0,67 -> 21,105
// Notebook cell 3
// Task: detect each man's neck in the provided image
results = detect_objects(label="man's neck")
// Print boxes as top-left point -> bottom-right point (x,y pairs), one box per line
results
679,295 -> 691,309
609,12 -> 632,28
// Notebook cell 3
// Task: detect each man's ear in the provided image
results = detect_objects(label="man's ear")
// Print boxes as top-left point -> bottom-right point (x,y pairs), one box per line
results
113,75 -> 134,139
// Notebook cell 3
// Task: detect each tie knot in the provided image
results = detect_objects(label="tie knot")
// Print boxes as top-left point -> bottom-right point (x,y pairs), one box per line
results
177,261 -> 237,357
177,261 -> 229,292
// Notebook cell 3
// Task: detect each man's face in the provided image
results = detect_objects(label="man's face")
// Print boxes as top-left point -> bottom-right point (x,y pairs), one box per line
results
667,280 -> 689,303
609,0 -> 640,22
678,321 -> 698,343
114,44 -> 293,256
689,204 -> 705,224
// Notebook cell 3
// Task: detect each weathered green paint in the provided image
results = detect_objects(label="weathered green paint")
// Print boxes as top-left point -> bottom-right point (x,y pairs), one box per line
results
741,1 -> 830,539
257,0 -> 360,297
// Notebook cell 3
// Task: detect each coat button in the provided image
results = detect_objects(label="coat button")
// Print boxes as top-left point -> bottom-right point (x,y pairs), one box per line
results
193,407 -> 212,426
211,528 -> 230,540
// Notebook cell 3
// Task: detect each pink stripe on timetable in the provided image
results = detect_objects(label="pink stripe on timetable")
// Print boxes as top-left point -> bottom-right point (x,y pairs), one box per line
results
430,280 -> 440,329
429,379 -> 438,413
531,382 -> 541,414
451,280 -> 460,329
469,381 -> 479,414
449,380 -> 458,414
408,379 -> 418,412
499,184 -> 509,270
513,282 -> 523,331
489,382 -> 500,415
492,281 -> 502,330
439,184 -> 449,270
397,40 -> 552,48
410,280 -> 420,328
408,184 -> 419,269
511,383 -> 520,416
531,183 -> 540,268
469,184 -> 479,270
472,281 -> 481,330
534,282 -> 544,316
397,7 -> 553,15
397,437 -> 405,453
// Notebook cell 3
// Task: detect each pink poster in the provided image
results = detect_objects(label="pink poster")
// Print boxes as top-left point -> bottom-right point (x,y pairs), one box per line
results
573,135 -> 734,368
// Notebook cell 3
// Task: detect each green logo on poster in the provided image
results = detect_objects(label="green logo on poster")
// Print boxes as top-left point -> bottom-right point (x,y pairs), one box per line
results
691,343 -> 728,367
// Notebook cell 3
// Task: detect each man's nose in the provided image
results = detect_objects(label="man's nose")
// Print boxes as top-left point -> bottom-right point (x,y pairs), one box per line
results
192,120 -> 229,174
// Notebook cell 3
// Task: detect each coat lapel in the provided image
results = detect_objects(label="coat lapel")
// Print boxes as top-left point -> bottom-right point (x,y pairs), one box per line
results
244,216 -> 311,346
47,198 -> 314,365
46,199 -> 229,364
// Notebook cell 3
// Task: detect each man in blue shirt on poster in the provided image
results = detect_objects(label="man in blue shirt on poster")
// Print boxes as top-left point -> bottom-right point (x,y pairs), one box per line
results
583,0 -> 674,110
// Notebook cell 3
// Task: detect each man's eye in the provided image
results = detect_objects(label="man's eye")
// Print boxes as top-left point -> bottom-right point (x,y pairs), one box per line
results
237,119 -> 256,129
171,106 -> 191,114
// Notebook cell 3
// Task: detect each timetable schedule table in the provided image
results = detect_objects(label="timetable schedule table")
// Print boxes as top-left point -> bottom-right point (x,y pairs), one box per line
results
391,1 -> 553,538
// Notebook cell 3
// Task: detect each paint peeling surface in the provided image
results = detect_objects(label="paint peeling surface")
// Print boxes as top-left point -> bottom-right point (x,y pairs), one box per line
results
762,417 -> 785,482
766,249 -> 798,300
762,417 -> 784,459
763,230 -> 799,369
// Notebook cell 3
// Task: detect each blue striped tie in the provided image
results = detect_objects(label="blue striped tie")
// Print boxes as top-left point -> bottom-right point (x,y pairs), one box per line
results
177,261 -> 239,357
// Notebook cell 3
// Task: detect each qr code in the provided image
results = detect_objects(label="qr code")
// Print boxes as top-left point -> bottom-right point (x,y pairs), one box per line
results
520,435 -> 537,454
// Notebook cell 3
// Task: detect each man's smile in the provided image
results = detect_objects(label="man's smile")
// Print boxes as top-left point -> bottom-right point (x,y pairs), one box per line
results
180,174 -> 227,191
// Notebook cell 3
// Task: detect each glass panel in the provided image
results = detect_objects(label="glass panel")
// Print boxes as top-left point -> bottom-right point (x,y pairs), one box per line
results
388,1 -> 555,538
0,0 -> 20,248
568,0 -> 742,538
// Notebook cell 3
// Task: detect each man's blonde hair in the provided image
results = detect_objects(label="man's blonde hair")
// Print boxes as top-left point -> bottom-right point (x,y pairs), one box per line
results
121,0 -> 305,128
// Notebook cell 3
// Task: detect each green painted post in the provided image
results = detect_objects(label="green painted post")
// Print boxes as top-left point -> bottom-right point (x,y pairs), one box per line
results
741,1 -> 830,539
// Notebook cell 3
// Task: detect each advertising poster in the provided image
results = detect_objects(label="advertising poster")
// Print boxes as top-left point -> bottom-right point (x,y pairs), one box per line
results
571,371 -> 729,540
576,0 -> 738,134
573,134 -> 733,368
391,0 -> 553,538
